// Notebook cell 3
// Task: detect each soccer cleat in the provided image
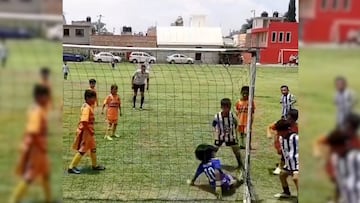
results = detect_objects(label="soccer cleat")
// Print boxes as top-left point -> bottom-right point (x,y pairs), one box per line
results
274,192 -> 291,198
67,167 -> 81,174
140,107 -> 143,111
92,165 -> 106,170
273,167 -> 281,175
112,134 -> 120,138
104,136 -> 113,141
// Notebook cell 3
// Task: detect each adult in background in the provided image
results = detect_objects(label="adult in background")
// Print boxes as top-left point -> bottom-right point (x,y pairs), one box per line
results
0,38 -> 8,68
280,85 -> 296,119
131,64 -> 149,110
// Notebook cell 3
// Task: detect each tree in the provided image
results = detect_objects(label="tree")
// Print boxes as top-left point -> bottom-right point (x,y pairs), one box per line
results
286,0 -> 296,22
239,18 -> 253,34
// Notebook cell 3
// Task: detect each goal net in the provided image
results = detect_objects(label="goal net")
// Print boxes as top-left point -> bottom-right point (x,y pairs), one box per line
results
62,44 -> 257,202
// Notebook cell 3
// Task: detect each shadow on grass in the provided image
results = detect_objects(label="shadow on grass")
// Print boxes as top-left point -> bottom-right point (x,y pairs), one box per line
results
64,166 -> 101,175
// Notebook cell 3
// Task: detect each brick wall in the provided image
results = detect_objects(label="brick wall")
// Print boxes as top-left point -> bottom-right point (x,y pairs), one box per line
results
90,35 -> 157,47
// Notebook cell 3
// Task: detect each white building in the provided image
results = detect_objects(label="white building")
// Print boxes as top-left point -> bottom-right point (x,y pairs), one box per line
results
156,26 -> 223,63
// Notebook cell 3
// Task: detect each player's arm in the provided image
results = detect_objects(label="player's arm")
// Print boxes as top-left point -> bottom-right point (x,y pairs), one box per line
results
290,94 -> 297,105
119,98 -> 122,116
101,97 -> 108,114
190,164 -> 203,185
131,71 -> 136,88
212,118 -> 218,140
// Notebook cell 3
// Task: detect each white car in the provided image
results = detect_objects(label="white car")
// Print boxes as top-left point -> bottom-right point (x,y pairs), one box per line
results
93,52 -> 121,63
129,52 -> 156,63
166,54 -> 194,64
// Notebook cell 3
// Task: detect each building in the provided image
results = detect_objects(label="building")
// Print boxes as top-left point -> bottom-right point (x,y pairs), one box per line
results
0,0 -> 42,14
63,17 -> 92,45
156,26 -> 223,63
189,15 -> 206,27
249,16 -> 298,64
300,0 -> 360,43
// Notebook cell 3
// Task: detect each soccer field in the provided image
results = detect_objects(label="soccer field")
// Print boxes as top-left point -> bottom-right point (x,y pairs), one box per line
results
62,62 -> 298,202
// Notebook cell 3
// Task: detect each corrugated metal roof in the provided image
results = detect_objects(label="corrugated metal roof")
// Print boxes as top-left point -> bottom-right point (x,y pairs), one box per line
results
157,27 -> 223,46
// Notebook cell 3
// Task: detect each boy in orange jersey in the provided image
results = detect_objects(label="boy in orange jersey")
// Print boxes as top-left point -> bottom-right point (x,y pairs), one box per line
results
88,79 -> 99,109
102,84 -> 122,141
235,86 -> 255,149
39,67 -> 53,111
9,84 -> 53,203
67,89 -> 105,174
267,109 -> 298,175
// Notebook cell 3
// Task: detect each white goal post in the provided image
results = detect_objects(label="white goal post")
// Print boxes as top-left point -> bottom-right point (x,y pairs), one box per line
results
278,49 -> 299,64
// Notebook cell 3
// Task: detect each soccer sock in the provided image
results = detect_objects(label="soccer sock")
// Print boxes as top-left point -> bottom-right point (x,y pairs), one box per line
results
90,151 -> 97,167
241,134 -> 245,146
9,180 -> 29,203
133,96 -> 136,108
283,186 -> 290,195
105,123 -> 111,137
112,124 -> 117,136
69,152 -> 82,169
140,96 -> 144,108
42,178 -> 51,203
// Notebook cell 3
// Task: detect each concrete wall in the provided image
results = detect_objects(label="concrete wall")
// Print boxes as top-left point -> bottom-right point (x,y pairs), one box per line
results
90,35 -> 157,47
0,0 -> 42,14
63,25 -> 91,45
156,45 -> 221,64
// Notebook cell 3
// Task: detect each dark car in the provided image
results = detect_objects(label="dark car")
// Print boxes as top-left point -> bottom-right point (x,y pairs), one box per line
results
0,27 -> 34,39
63,53 -> 85,62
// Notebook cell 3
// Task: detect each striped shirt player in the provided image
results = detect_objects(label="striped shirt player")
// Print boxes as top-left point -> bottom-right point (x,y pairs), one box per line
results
212,111 -> 238,146
132,64 -> 149,110
334,88 -> 356,127
279,133 -> 299,172
331,149 -> 360,203
280,85 -> 296,119
212,98 -> 244,169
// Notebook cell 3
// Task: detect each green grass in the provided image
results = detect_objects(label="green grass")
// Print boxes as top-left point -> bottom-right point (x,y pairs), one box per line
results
300,47 -> 360,203
62,62 -> 298,202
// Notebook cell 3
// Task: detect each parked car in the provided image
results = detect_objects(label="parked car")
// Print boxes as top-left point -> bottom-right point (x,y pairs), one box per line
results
63,53 -> 85,62
129,52 -> 156,63
93,52 -> 122,63
0,27 -> 33,39
166,54 -> 194,64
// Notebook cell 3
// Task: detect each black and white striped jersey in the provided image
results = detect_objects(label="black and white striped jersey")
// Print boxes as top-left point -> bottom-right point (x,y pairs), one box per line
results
279,133 -> 299,171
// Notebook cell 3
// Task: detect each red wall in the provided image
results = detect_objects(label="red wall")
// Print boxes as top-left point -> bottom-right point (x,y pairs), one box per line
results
255,22 -> 298,64
302,0 -> 360,43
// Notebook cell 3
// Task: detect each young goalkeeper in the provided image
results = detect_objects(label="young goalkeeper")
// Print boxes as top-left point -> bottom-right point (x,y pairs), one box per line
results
189,144 -> 240,200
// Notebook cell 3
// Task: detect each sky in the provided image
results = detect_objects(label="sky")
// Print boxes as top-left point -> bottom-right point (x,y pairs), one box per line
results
63,0 -> 299,36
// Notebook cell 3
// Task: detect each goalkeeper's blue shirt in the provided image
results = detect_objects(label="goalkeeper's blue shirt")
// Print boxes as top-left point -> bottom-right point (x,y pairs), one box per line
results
193,158 -> 231,188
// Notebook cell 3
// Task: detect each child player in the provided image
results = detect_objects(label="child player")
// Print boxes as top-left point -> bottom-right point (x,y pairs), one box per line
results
188,144 -> 240,200
273,119 -> 299,199
88,79 -> 99,109
267,109 -> 298,175
102,84 -> 122,141
10,85 -> 53,203
212,98 -> 244,172
235,86 -> 255,149
67,89 -> 105,174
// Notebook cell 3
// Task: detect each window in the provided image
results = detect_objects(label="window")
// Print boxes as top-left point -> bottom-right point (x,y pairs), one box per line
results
63,29 -> 69,37
75,29 -> 84,37
180,55 -> 185,58
279,32 -> 284,43
271,32 -> 277,42
333,0 -> 338,9
321,0 -> 328,9
286,32 -> 291,43
344,0 -> 351,10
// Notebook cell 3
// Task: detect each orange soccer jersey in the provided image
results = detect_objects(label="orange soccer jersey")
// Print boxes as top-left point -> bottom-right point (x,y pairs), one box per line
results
235,99 -> 255,133
72,103 -> 96,153
103,94 -> 121,124
16,105 -> 49,180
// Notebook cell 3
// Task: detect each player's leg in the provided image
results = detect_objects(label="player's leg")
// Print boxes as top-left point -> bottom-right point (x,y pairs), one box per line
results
112,123 -> 119,138
292,172 -> 299,195
133,85 -> 138,109
274,170 -> 291,198
68,151 -> 84,174
9,179 -> 31,203
104,122 -> 113,140
140,85 -> 145,109
41,175 -> 52,203
230,145 -> 244,171
90,148 -> 106,170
